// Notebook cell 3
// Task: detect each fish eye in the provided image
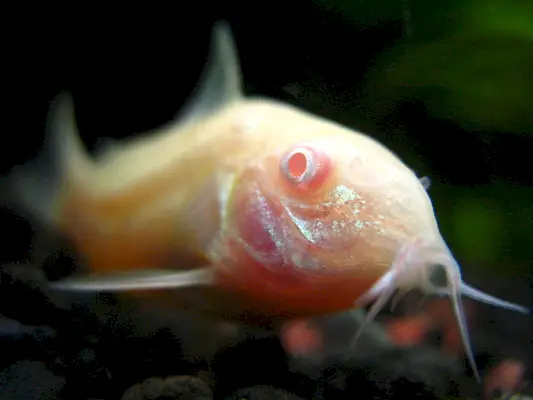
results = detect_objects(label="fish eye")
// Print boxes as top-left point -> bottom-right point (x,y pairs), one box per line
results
280,143 -> 331,192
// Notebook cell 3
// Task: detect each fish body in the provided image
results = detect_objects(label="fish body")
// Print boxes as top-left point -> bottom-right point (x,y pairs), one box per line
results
28,98 -> 435,322
6,23 -> 436,321
3,22 -> 529,380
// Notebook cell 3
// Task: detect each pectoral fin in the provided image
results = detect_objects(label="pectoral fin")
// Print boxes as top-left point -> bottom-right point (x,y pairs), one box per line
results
48,267 -> 215,292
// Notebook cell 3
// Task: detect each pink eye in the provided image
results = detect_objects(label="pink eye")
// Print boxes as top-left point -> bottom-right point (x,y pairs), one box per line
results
280,144 -> 330,192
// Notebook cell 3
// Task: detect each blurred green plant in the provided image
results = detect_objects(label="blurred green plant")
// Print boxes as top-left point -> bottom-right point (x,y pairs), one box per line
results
432,184 -> 533,276
312,0 -> 405,28
450,196 -> 502,265
361,32 -> 533,134
316,0 -> 533,134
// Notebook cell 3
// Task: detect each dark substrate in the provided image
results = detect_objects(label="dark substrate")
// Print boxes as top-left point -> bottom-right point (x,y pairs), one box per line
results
0,263 -> 531,400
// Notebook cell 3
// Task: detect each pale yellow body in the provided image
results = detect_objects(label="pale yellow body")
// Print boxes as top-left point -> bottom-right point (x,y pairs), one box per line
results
57,98 -> 436,278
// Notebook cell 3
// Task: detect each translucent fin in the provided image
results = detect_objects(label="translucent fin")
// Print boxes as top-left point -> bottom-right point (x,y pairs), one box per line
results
175,21 -> 244,125
47,93 -> 93,180
48,267 -> 215,292
2,93 -> 92,226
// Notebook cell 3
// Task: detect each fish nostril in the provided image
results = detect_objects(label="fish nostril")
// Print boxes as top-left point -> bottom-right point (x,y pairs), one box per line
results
349,156 -> 363,170
427,263 -> 449,290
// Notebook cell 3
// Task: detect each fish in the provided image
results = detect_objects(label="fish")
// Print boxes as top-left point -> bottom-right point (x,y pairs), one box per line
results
3,21 -> 530,383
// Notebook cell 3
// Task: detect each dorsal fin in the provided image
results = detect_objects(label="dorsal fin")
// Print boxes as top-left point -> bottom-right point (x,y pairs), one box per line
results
175,21 -> 244,125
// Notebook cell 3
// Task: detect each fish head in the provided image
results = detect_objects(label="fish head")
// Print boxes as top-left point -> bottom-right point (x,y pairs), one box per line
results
210,121 -> 441,314
227,130 -> 439,272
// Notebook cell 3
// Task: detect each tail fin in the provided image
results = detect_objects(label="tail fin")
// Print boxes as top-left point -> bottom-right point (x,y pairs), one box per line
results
2,92 -> 93,228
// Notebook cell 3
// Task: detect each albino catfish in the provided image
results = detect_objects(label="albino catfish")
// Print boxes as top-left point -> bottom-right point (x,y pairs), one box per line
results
4,21 -> 529,382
